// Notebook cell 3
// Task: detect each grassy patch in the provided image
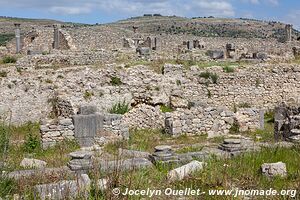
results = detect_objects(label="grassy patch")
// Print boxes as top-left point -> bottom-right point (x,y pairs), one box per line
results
1,56 -> 17,64
0,33 -> 15,46
223,65 -> 235,73
199,71 -> 218,84
160,104 -> 173,113
108,100 -> 129,114
1,122 -> 80,171
0,71 -> 8,77
93,146 -> 300,199
110,76 -> 122,86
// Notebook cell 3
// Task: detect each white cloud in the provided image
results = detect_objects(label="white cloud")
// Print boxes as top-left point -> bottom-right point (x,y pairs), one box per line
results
0,0 -> 235,18
242,0 -> 279,6
49,6 -> 92,15
190,0 -> 235,17
284,10 -> 300,30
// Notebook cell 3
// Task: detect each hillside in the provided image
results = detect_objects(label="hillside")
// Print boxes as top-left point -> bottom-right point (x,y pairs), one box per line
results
112,15 -> 300,40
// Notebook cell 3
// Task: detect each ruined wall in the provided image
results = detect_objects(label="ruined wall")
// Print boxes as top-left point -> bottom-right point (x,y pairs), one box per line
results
1,63 -> 300,125
165,106 -> 235,137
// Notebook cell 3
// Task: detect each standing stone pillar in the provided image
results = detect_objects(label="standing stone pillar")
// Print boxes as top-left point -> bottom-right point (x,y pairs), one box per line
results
53,24 -> 61,49
285,24 -> 292,43
259,110 -> 265,130
154,37 -> 161,51
14,23 -> 21,53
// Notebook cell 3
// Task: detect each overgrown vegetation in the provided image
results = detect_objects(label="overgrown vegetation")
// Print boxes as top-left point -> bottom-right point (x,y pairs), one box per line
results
23,132 -> 41,153
108,100 -> 129,114
1,56 -> 17,64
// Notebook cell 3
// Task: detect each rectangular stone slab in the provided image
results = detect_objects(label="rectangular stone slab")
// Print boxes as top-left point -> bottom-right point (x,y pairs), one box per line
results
73,114 -> 103,138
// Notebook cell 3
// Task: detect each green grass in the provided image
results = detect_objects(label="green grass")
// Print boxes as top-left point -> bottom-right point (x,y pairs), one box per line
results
119,59 -> 249,74
1,56 -> 17,64
110,76 -> 122,86
83,90 -> 94,100
92,146 -> 300,199
108,100 -> 129,114
223,66 -> 235,73
160,104 -> 173,113
0,33 -> 15,46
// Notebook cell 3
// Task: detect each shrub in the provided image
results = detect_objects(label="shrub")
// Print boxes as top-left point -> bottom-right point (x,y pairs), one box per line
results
110,76 -> 122,86
229,120 -> 240,134
84,90 -> 94,100
109,100 -> 129,114
210,73 -> 218,84
199,71 -> 218,84
1,56 -> 17,64
199,71 -> 211,79
45,79 -> 53,84
223,66 -> 235,73
238,102 -> 251,108
23,132 -> 41,153
0,33 -> 14,46
265,111 -> 274,123
0,71 -> 7,77
160,105 -> 173,113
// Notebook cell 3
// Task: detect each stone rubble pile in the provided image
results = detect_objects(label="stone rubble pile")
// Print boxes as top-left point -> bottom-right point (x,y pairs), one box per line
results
274,102 -> 300,143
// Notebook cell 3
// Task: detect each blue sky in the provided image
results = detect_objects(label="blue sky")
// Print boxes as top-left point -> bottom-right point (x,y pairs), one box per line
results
0,0 -> 299,29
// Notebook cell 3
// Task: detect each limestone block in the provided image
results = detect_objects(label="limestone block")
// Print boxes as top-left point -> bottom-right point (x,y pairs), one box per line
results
20,158 -> 47,169
35,174 -> 91,200
167,161 -> 205,181
261,162 -> 287,177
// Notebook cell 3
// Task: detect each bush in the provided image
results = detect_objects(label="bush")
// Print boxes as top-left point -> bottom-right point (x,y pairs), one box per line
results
229,120 -> 240,134
1,56 -> 17,64
199,71 -> 218,84
23,132 -> 41,153
199,71 -> 211,79
0,33 -> 15,46
0,71 -> 7,77
265,111 -> 274,123
110,76 -> 122,86
109,100 -> 129,114
210,73 -> 218,84
84,90 -> 94,100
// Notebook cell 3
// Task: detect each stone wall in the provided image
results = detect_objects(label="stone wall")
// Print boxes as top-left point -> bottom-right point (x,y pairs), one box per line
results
40,112 -> 129,148
103,114 -> 129,139
40,118 -> 75,148
235,108 -> 263,132
123,104 -> 165,129
2,63 -> 300,126
165,106 -> 235,137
